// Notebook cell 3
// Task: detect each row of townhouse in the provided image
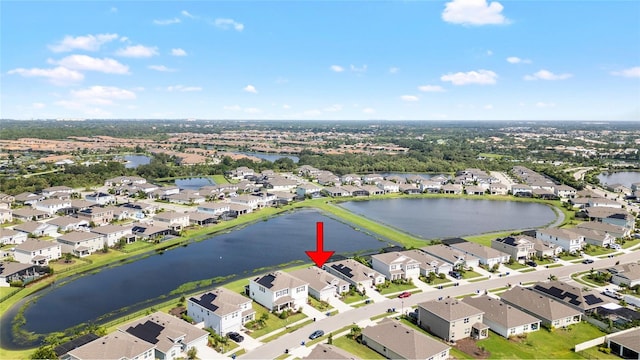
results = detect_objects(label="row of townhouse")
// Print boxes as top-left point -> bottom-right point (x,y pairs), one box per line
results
511,166 -> 578,198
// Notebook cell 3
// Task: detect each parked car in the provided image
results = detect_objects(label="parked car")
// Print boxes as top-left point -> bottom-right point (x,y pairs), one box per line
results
449,271 -> 462,280
526,260 -> 538,267
582,259 -> 594,264
398,291 -> 412,298
309,330 -> 324,340
227,332 -> 244,343
602,289 -> 622,300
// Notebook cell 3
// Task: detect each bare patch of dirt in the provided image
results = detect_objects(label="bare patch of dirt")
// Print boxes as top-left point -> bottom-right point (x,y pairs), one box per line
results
454,338 -> 491,359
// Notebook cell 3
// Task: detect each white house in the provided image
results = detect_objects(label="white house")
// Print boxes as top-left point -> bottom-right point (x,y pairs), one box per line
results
153,211 -> 190,232
324,259 -> 386,291
90,225 -> 134,247
85,192 -> 115,205
290,267 -> 349,301
0,229 -> 27,245
46,216 -> 90,232
188,288 -> 256,336
42,186 -> 73,198
370,252 -> 420,281
462,296 -> 541,338
0,209 -> 12,224
33,198 -> 72,215
448,242 -> 510,267
66,331 -> 155,360
554,185 -> 577,199
14,239 -> 62,265
249,271 -> 308,312
57,231 -> 104,257
588,198 -> 623,209
376,181 -> 400,193
296,184 -> 323,198
536,228 -> 584,253
229,195 -> 260,210
399,249 -> 453,275
197,202 -> 230,217
491,236 -> 535,261
13,221 -> 59,238
608,263 -> 640,288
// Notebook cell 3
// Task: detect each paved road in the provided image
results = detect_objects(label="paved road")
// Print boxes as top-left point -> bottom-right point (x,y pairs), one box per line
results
490,171 -> 516,188
566,167 -> 595,181
240,251 -> 640,359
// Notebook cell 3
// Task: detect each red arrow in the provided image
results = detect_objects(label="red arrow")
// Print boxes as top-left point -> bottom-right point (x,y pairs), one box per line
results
306,222 -> 335,268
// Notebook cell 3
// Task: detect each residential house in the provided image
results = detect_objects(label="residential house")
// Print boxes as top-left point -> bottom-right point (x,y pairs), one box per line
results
535,228 -> 584,253
370,252 -> 421,281
447,242 -> 510,267
441,184 -> 463,195
69,199 -> 97,213
465,185 -> 486,195
322,186 -> 351,197
152,186 -> 180,198
406,174 -> 426,184
461,296 -> 541,338
376,180 -> 399,193
303,344 -> 359,360
227,203 -> 252,216
417,298 -> 488,342
569,197 -> 591,209
575,222 -> 630,239
229,194 -> 260,210
399,249 -> 453,275
187,288 -> 256,335
57,231 -> 104,257
607,327 -> 640,360
606,184 -> 632,195
340,174 -> 361,185
362,174 -> 384,184
42,186 -> 73,198
530,238 -> 564,258
290,267 -> 349,301
324,259 -> 385,292
420,181 -> 442,193
77,207 -> 114,226
104,176 -> 147,187
254,192 -> 277,208
265,177 -> 298,192
607,263 -> 640,288
14,239 -> 62,265
132,224 -> 172,241
421,245 -> 480,269
361,318 -> 450,360
588,198 -> 623,209
47,216 -> 90,232
14,221 -> 58,238
120,311 -> 208,360
249,271 -> 308,312
12,208 -> 50,221
0,209 -> 12,224
66,331 -> 155,360
359,185 -> 384,196
187,212 -> 217,226
0,229 -> 27,245
316,173 -> 340,186
197,202 -> 230,217
296,183 -> 322,199
13,192 -> 44,206
0,262 -> 39,287
85,192 -> 115,206
0,193 -> 15,208
385,175 -> 405,184
531,280 -> 608,314
298,165 -> 321,178
554,185 -> 577,199
511,184 -> 533,197
121,202 -> 157,219
166,191 -> 205,205
399,183 -> 422,194
499,286 -> 582,328
229,166 -> 255,180
489,183 -> 509,195
569,228 -> 616,248
153,212 -> 189,232
341,185 -> 365,196
132,183 -> 160,195
271,191 -> 297,205
585,207 -> 635,229
91,225 -> 134,247
33,198 -> 72,215
491,236 -> 535,261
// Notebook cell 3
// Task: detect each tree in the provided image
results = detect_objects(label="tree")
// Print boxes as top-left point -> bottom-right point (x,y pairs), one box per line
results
349,325 -> 362,342
327,332 -> 333,344
30,346 -> 57,360
64,253 -> 73,263
187,346 -> 198,360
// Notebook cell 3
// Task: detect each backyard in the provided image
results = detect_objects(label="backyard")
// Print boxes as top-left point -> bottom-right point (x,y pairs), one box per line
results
332,335 -> 385,359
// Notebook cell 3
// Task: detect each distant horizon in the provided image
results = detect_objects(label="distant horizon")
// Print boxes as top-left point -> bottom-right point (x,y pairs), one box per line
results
2,0 -> 638,120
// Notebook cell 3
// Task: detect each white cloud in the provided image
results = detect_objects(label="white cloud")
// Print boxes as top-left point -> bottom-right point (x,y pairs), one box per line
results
350,64 -> 367,73
171,48 -> 187,57
323,104 -> 343,112
54,55 -> 130,74
536,101 -> 556,108
330,65 -> 345,73
115,45 -> 158,58
71,85 -> 136,105
484,104 -> 493,110
282,104 -> 291,109
362,108 -> 375,114
7,66 -> 84,86
506,56 -> 532,64
214,18 -> 244,31
418,85 -> 446,92
120,36 -> 129,43
441,69 -> 497,85
148,65 -> 176,72
48,33 -> 119,52
400,95 -> 419,102
181,10 -> 195,18
223,105 -> 242,111
611,66 -> 640,78
167,85 -> 202,92
389,67 -> 399,74
32,102 -> 46,109
153,18 -> 181,25
243,85 -> 258,93
442,0 -> 509,25
524,69 -> 572,81
244,107 -> 261,114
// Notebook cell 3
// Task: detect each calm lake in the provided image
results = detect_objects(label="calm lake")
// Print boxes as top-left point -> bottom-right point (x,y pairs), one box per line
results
123,155 -> 151,169
339,198 -> 557,239
597,171 -> 640,188
1,209 -> 384,347
175,177 -> 215,190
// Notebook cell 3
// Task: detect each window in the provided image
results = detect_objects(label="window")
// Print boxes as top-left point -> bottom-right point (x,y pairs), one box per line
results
259,286 -> 266,293
463,318 -> 469,324
523,324 -> 528,331
464,328 -> 470,334
296,286 -> 305,293
510,328 -> 516,334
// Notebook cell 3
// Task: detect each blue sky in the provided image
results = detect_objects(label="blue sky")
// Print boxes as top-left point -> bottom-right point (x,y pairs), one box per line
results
1,0 -> 639,120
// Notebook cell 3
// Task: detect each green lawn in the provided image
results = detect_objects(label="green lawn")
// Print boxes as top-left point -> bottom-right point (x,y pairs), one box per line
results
246,305 -> 307,339
427,277 -> 452,286
463,231 -> 514,247
560,253 -> 582,261
475,322 -> 607,359
584,246 -> 614,256
377,281 -> 417,295
351,300 -> 374,308
461,270 -> 483,279
504,262 -> 528,270
332,336 -> 385,359
121,241 -> 154,252
0,287 -> 20,300
520,268 -> 536,273
261,319 -> 315,342
341,292 -> 369,304
211,175 -> 229,184
577,347 -> 621,359
622,238 -> 640,249
307,297 -> 333,311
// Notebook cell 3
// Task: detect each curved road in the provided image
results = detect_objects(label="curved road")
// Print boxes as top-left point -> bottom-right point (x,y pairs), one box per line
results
240,251 -> 640,359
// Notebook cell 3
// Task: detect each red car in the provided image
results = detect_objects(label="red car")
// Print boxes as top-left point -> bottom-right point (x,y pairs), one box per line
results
398,292 -> 411,298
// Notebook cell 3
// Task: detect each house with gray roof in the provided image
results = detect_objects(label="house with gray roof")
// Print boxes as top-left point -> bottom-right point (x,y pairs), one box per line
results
323,259 -> 385,292
491,235 -> 535,261
361,318 -> 450,360
447,241 -> 510,267
536,228 -> 584,253
585,206 -> 635,229
303,343 -> 360,360
0,228 -> 27,245
399,249 -> 453,275
576,221 -> 630,238
290,267 -> 349,302
66,331 -> 155,360
14,221 -> 58,238
187,287 -> 255,335
531,280 -> 609,313
0,261 -> 39,287
12,207 -> 50,221
47,216 -> 90,232
370,252 -> 421,281
606,327 -> 640,360
461,295 -> 541,338
499,286 -> 582,328
14,239 -> 61,265
120,311 -> 208,360
607,263 -> 640,288
57,231 -> 104,257
420,244 -> 480,269
569,227 -> 616,248
417,298 -> 488,342
249,271 -> 308,311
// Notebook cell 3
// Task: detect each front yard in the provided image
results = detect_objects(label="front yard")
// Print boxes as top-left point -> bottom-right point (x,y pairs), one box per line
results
332,335 -> 385,359
583,246 -> 614,256
376,281 -> 417,295
504,262 -> 528,270
621,238 -> 640,249
245,304 -> 307,339
307,297 -> 333,312
461,270 -> 483,279
341,292 -> 369,304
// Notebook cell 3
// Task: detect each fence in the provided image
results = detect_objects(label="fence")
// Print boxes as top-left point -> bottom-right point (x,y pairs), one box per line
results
574,336 -> 606,352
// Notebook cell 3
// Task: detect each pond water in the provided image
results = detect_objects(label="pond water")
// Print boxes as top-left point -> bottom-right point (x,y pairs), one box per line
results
339,198 -> 557,239
123,155 -> 151,169
1,209 -> 385,347
175,177 -> 215,190
597,171 -> 640,188
379,173 -> 438,180
234,152 -> 300,163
